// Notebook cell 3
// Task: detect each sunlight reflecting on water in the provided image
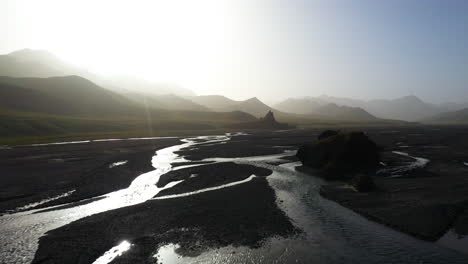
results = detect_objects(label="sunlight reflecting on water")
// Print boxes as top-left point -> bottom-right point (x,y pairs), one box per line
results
92,240 -> 132,264
0,134 -> 232,264
154,243 -> 183,264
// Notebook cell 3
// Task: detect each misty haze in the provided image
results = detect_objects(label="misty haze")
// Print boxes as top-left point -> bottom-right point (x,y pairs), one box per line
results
1,1 -> 468,264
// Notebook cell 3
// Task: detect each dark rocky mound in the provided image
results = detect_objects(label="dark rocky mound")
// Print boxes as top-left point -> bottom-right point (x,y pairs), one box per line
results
296,131 -> 379,180
317,130 -> 339,140
229,111 -> 292,129
351,173 -> 376,192
262,110 -> 276,123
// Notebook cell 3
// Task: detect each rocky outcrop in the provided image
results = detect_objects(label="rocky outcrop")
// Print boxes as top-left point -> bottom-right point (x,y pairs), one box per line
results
351,173 -> 376,192
229,111 -> 292,129
317,130 -> 339,140
262,110 -> 276,123
296,131 -> 379,180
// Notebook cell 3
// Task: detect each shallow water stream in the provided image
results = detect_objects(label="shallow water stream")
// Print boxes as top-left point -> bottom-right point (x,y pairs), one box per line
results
151,161 -> 468,264
0,135 -> 230,264
1,134 -> 467,264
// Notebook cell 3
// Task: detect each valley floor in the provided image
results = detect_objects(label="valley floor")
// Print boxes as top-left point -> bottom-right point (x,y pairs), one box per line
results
0,126 -> 467,263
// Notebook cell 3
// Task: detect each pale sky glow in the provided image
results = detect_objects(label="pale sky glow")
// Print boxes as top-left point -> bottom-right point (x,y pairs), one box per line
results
4,0 -> 235,86
1,0 -> 468,103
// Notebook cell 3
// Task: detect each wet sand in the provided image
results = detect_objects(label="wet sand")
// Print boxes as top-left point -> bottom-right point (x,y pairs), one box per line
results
0,138 -> 181,213
1,126 -> 468,263
320,126 -> 468,241
27,133 -> 304,263
33,176 -> 297,264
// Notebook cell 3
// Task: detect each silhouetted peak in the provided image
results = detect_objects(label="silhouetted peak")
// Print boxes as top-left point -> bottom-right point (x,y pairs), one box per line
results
44,75 -> 100,88
397,95 -> 424,103
245,97 -> 262,104
263,110 -> 276,122
8,48 -> 34,55
7,48 -> 58,61
323,102 -> 339,108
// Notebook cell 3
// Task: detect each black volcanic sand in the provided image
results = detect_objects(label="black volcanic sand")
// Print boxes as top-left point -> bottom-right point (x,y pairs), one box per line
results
320,125 -> 468,241
32,177 -> 298,264
156,162 -> 272,197
5,126 -> 468,263
176,131 -> 312,161
30,134 -> 300,263
0,138 -> 180,213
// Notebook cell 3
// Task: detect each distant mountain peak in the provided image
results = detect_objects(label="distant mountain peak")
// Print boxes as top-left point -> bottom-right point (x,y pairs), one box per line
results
399,95 -> 423,102
7,48 -> 59,61
0,49 -> 196,97
245,97 -> 262,103
325,102 -> 339,107
262,110 -> 275,122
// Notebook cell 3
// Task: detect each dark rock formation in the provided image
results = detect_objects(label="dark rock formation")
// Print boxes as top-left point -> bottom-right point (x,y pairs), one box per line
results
262,110 -> 275,122
351,173 -> 376,192
296,131 -> 379,180
229,111 -> 292,129
317,130 -> 339,140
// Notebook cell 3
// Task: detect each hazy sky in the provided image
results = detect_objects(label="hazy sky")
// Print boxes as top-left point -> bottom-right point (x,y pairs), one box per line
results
1,0 -> 467,103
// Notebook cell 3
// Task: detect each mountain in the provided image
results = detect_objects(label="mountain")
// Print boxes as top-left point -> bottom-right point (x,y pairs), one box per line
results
423,108 -> 468,124
0,76 -> 261,141
0,76 -> 140,117
188,95 -> 238,111
273,98 -> 325,114
0,49 -> 194,96
273,98 -> 377,121
0,50 -> 68,78
0,75 -> 255,121
104,75 -> 194,96
224,97 -> 277,117
189,96 -> 280,118
278,95 -> 444,121
317,95 -> 365,108
229,110 -> 292,129
438,101 -> 468,112
316,95 -> 443,121
0,82 -> 72,114
1,49 -> 98,80
124,93 -> 209,112
364,95 -> 441,121
314,103 -> 377,121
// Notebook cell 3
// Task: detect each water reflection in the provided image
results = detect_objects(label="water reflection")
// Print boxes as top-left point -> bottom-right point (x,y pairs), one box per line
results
2,133 -> 467,264
377,151 -> 429,176
0,134 -> 232,264
109,160 -> 128,168
438,230 -> 468,255
92,240 -> 132,264
14,190 -> 76,211
153,175 -> 256,200
154,243 -> 183,264
152,162 -> 468,264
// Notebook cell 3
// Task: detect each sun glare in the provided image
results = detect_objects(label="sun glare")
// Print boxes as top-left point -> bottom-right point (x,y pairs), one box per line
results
18,0 -> 233,85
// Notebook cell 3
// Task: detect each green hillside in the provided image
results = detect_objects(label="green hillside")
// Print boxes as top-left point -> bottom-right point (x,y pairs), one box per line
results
0,76 -> 260,144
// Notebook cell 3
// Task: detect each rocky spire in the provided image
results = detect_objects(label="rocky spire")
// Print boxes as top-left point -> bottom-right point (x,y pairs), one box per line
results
263,110 -> 276,123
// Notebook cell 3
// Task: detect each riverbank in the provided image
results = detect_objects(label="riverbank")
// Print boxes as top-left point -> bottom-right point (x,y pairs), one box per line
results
2,126 -> 468,263
0,137 -> 181,213
33,175 -> 297,263
318,126 -> 468,245
28,133 -> 306,263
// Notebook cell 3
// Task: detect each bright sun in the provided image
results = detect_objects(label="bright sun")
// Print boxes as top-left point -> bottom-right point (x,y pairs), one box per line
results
17,0 -> 234,86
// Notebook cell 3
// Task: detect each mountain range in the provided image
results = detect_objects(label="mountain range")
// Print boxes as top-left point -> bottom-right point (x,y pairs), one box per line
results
273,98 -> 377,121
273,94 -> 468,122
0,49 -> 194,96
1,48 -> 467,141
423,108 -> 468,124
